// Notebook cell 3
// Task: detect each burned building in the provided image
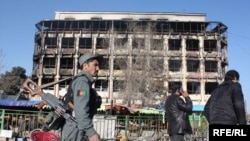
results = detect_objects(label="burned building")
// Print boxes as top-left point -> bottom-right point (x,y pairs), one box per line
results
31,12 -> 228,108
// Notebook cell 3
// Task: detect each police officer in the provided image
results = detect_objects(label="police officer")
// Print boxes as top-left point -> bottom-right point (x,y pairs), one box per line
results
61,52 -> 102,141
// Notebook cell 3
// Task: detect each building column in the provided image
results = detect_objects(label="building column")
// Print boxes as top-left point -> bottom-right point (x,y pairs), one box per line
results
199,37 -> 205,104
181,37 -> 187,90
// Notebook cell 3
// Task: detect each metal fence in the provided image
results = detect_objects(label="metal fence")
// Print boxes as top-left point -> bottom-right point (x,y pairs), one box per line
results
0,109 -> 208,141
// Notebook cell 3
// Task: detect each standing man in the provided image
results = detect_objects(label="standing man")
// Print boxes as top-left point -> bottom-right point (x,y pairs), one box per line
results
204,69 -> 246,125
62,52 -> 102,141
165,83 -> 193,141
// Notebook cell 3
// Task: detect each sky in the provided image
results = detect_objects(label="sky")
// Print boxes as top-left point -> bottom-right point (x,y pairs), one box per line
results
0,0 -> 250,113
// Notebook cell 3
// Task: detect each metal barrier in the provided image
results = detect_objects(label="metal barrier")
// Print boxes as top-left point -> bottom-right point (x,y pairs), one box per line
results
0,109 -> 208,141
0,109 -> 55,139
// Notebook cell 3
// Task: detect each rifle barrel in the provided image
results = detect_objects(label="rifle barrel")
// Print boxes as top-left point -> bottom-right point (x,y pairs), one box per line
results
35,77 -> 72,90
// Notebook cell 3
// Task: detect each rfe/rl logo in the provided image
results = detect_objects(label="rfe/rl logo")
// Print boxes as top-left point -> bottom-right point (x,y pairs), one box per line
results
213,129 -> 247,136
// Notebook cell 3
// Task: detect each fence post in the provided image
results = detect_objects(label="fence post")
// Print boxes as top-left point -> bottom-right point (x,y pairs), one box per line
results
124,115 -> 129,139
0,109 -> 5,130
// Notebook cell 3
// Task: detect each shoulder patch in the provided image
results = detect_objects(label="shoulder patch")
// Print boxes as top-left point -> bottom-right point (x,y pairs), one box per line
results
77,89 -> 87,96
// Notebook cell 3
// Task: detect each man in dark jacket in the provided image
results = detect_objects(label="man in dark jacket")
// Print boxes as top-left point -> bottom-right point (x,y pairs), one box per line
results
165,83 -> 193,141
204,69 -> 246,125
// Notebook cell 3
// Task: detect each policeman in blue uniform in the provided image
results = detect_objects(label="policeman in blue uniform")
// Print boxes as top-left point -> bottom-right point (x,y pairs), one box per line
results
62,52 -> 102,141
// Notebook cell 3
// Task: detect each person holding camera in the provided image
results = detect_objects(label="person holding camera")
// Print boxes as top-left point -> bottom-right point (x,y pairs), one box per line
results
164,83 -> 193,141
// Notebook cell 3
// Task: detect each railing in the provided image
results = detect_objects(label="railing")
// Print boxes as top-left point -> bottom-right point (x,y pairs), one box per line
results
0,109 -> 208,141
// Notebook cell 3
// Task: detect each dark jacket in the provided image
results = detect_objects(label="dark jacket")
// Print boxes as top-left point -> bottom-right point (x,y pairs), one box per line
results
165,94 -> 193,135
204,81 -> 246,125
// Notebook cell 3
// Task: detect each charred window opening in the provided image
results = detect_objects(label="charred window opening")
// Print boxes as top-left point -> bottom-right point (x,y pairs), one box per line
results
79,21 -> 91,30
100,57 -> 109,70
45,37 -> 57,48
41,78 -> 54,85
113,21 -> 128,32
204,40 -> 217,52
96,38 -> 108,49
61,37 -> 74,48
60,58 -> 73,69
43,58 -> 55,68
114,38 -> 128,49
135,21 -> 148,32
79,38 -> 92,49
95,80 -> 108,91
155,22 -> 170,32
92,21 -> 110,31
169,59 -> 182,72
205,61 -> 217,72
169,39 -> 181,50
186,39 -> 199,51
132,38 -> 145,49
187,60 -> 199,72
205,82 -> 218,94
187,82 -> 200,94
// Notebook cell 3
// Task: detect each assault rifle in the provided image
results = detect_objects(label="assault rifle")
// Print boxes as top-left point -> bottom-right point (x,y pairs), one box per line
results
22,78 -> 76,130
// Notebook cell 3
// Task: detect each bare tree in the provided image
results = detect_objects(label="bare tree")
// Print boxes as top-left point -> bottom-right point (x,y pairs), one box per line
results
0,49 -> 5,73
107,21 -> 166,107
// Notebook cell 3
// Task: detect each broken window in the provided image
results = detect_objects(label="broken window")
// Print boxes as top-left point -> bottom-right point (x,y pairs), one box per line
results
169,39 -> 181,50
132,38 -> 145,49
96,38 -> 108,49
60,58 -> 73,69
187,82 -> 200,94
43,58 -> 55,68
41,78 -> 54,85
61,37 -> 74,48
169,59 -> 182,72
114,38 -> 128,49
187,60 -> 199,72
186,39 -> 199,51
100,57 -> 109,70
135,21 -> 148,32
205,61 -> 217,72
79,38 -> 92,49
95,79 -> 108,91
79,21 -> 91,30
113,21 -> 127,32
204,40 -> 217,52
155,22 -> 170,32
92,21 -> 110,31
45,37 -> 57,48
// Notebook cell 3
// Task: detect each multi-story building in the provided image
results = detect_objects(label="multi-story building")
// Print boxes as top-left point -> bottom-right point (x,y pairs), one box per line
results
31,12 -> 228,110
